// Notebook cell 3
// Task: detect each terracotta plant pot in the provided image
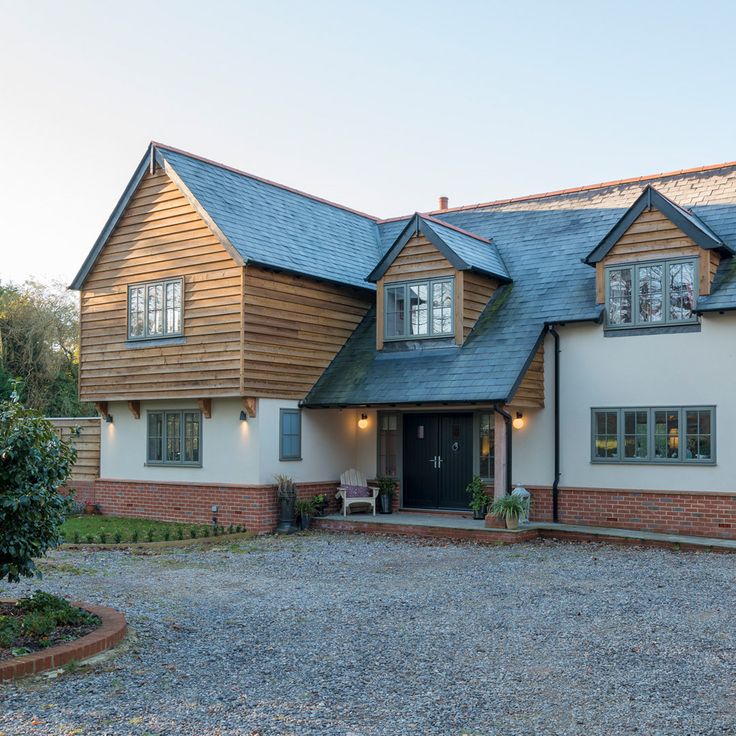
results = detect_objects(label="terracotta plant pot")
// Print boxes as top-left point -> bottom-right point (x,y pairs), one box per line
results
484,513 -> 505,529
505,515 -> 519,531
84,501 -> 96,515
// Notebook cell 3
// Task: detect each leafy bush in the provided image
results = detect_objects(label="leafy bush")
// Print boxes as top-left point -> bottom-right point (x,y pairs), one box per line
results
0,391 -> 75,582
18,590 -> 97,627
377,477 -> 396,498
189,527 -> 197,539
73,531 -> 80,545
201,526 -> 209,537
21,611 -> 55,638
295,498 -> 316,518
85,534 -> 94,544
146,528 -> 154,543
466,475 -> 488,513
98,532 -> 107,544
228,524 -> 234,535
0,615 -> 20,648
164,530 -> 171,541
114,531 -> 122,544
131,530 -> 139,543
176,527 -> 184,541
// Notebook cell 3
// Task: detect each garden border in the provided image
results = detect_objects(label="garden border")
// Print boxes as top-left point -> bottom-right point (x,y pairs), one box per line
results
0,601 -> 127,681
61,530 -> 255,551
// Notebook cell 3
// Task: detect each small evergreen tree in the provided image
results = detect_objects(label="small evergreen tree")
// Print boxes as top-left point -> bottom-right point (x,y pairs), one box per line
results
0,389 -> 75,582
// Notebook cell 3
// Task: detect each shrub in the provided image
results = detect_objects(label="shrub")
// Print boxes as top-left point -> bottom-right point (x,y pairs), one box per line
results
0,391 -> 75,582
146,528 -> 155,543
466,475 -> 488,513
98,532 -> 107,544
228,524 -> 234,535
235,525 -> 242,533
176,527 -> 184,541
201,526 -> 209,537
164,530 -> 171,541
189,527 -> 197,539
21,611 -> 55,638
85,534 -> 94,544
18,590 -> 96,627
213,525 -> 219,537
113,531 -> 122,544
73,531 -> 80,545
0,616 -> 20,648
131,530 -> 139,543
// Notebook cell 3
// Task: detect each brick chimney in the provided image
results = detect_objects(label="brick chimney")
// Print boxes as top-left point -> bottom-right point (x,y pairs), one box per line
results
438,195 -> 449,210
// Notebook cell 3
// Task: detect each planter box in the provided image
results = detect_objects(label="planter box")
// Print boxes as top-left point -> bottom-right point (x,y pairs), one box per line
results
484,514 -> 505,529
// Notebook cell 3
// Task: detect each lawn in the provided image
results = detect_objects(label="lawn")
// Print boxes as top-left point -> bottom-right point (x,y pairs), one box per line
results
61,515 -> 242,544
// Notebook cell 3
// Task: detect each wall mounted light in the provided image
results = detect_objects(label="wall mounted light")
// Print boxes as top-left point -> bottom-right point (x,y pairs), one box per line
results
239,410 -> 248,421
104,414 -> 113,424
512,412 -> 525,430
358,413 -> 369,430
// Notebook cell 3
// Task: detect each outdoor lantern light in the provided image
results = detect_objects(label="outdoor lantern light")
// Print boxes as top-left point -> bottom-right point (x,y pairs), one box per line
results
512,412 -> 525,430
239,410 -> 248,421
358,413 -> 369,429
104,414 -> 113,424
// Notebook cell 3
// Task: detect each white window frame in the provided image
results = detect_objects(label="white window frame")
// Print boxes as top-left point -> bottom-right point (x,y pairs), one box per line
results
127,277 -> 184,340
604,257 -> 698,330
383,277 -> 455,341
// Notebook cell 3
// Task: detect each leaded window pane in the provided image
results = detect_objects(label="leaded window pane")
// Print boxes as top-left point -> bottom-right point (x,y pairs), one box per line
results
379,413 -> 399,477
385,285 -> 405,338
479,412 -> 494,479
608,268 -> 632,325
669,261 -> 695,321
685,409 -> 712,460
165,412 -> 181,463
594,411 -> 618,458
146,283 -> 164,336
638,264 -> 663,323
431,280 -> 453,334
623,410 -> 648,459
128,285 -> 145,338
654,410 -> 679,460
147,412 -> 163,462
183,412 -> 200,463
166,280 -> 182,335
409,283 -> 429,336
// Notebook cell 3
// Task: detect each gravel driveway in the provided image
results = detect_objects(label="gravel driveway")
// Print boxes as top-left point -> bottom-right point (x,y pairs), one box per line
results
1,533 -> 734,735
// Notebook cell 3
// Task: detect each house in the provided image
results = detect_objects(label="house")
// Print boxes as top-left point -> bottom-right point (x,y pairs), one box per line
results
70,143 -> 736,538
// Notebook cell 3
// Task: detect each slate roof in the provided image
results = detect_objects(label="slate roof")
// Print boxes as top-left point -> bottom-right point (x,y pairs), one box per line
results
306,162 -> 736,406
368,214 -> 510,282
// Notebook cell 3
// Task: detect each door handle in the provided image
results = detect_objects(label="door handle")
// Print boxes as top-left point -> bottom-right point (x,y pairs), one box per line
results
428,455 -> 438,469
437,456 -> 444,468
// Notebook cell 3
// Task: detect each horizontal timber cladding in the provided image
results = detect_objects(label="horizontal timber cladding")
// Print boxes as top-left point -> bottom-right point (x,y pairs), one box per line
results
241,266 -> 373,398
595,209 -> 717,302
510,343 -> 544,408
462,270 -> 498,341
382,234 -> 455,283
79,170 -> 243,401
48,417 -> 101,481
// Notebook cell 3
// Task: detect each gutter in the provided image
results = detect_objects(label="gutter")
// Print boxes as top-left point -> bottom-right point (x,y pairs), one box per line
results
493,405 -> 513,495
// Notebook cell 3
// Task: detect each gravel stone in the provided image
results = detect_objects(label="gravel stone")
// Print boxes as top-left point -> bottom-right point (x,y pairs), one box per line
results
0,534 -> 734,735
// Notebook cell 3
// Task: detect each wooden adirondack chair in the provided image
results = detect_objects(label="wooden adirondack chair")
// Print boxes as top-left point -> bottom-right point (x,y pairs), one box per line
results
336,469 -> 379,516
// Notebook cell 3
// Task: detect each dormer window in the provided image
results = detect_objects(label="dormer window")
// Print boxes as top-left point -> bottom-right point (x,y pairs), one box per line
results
384,277 -> 454,340
606,258 -> 696,328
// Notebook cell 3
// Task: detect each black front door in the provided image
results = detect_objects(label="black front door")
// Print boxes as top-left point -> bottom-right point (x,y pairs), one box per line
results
403,413 -> 474,509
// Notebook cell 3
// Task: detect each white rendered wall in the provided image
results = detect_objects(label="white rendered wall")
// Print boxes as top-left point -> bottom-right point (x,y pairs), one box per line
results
100,398 -> 260,485
551,314 -> 736,492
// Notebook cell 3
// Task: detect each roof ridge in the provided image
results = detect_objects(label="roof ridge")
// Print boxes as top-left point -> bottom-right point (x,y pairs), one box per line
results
152,141 -> 381,223
378,159 -> 736,223
421,213 -> 491,243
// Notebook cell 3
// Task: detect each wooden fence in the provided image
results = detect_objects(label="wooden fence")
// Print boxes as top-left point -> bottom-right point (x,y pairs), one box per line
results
48,417 -> 101,482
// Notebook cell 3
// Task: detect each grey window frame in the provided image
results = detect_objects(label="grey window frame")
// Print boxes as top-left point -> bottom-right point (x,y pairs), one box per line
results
383,277 -> 455,341
279,409 -> 302,461
604,257 -> 698,330
591,406 -> 715,465
146,409 -> 202,467
127,277 -> 184,341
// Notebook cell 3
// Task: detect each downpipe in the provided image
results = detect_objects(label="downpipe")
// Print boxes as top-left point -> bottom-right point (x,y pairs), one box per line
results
548,326 -> 561,522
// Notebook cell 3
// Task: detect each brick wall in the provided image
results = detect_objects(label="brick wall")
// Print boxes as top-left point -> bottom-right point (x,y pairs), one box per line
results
528,485 -> 736,539
71,479 -> 338,534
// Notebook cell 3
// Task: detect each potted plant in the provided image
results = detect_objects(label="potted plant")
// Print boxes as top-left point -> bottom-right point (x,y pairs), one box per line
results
490,494 -> 526,530
312,493 -> 327,517
295,497 -> 316,530
275,474 -> 297,534
466,475 -> 488,520
377,477 -> 395,514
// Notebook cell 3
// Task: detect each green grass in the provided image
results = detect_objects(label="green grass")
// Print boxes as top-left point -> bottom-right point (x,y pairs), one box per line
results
61,515 -> 212,545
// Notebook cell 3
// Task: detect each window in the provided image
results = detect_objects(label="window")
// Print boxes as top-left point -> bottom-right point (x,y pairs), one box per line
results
147,410 -> 201,466
128,278 -> 183,339
384,278 -> 454,340
591,406 -> 714,464
378,413 -> 399,477
478,412 -> 495,479
279,409 -> 302,461
606,259 -> 696,329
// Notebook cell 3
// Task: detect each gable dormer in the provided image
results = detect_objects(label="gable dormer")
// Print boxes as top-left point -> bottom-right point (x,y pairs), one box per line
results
584,186 -> 732,329
369,215 -> 510,350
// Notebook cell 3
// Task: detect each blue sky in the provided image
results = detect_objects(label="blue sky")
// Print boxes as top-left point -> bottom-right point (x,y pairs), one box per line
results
2,0 -> 735,283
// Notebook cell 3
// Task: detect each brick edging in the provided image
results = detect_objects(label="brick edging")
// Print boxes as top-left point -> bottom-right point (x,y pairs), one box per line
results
0,602 -> 127,681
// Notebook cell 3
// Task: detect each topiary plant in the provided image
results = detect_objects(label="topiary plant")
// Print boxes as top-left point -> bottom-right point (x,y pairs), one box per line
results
0,389 -> 75,582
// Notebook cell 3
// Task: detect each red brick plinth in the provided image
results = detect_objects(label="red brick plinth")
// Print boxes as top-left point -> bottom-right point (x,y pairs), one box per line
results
0,602 -> 127,682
